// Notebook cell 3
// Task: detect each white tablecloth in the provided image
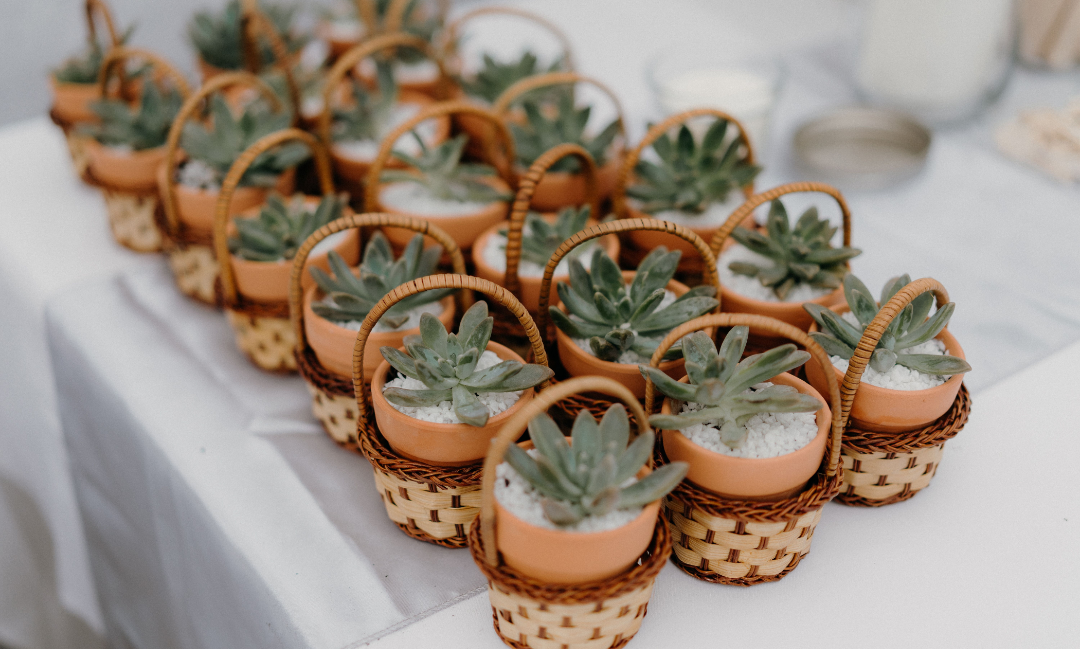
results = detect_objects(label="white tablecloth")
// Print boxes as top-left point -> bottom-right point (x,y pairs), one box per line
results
2,1 -> 1080,647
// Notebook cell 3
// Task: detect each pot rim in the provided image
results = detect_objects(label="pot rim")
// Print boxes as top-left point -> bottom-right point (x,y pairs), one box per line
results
303,284 -> 455,340
470,217 -> 620,283
376,177 -> 513,220
495,492 -> 661,543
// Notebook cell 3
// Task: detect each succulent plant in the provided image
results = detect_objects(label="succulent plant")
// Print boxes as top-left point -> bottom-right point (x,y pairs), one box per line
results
179,94 -> 309,188
188,0 -> 307,72
310,230 -> 453,327
380,302 -> 554,426
460,51 -> 566,105
79,75 -> 184,150
52,26 -> 135,84
549,247 -> 719,362
626,119 -> 761,214
504,405 -> 688,526
643,327 -> 822,449
331,62 -> 398,142
229,193 -> 346,262
501,204 -> 591,268
727,200 -> 862,300
380,134 -> 513,203
805,274 -> 972,376
510,93 -> 621,173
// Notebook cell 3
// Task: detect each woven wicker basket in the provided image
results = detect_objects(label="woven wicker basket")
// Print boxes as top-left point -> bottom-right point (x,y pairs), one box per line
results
160,71 -> 286,306
347,274 -> 552,547
643,313 -> 844,585
80,48 -> 192,253
535,218 -> 720,423
214,128 -> 337,372
468,376 -> 671,649
289,212 -> 471,446
832,277 -> 972,507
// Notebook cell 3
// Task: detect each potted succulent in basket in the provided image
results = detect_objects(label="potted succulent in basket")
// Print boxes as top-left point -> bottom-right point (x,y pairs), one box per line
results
471,205 -> 620,312
495,404 -> 687,583
643,326 -> 830,500
804,273 -> 971,432
371,301 -> 554,465
229,193 -> 360,303
50,24 -> 135,126
354,0 -> 446,96
548,246 -> 719,397
623,119 -> 761,255
510,93 -> 621,210
719,199 -> 861,330
376,134 -> 513,251
304,230 -> 457,381
188,0 -> 308,82
164,95 -> 309,236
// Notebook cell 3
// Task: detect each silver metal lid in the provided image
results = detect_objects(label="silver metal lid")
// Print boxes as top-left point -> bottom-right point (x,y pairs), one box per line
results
793,107 -> 931,189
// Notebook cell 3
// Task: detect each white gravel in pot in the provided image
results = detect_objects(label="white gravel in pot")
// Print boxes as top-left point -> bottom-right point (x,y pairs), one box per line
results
480,231 -> 598,277
332,104 -> 435,161
631,192 -> 744,229
380,182 -> 503,217
323,298 -> 444,333
177,159 -> 220,190
495,449 -> 643,533
829,312 -> 951,390
717,243 -> 835,303
383,349 -> 522,423
570,289 -> 677,364
358,58 -> 440,83
105,143 -> 134,155
676,382 -> 819,458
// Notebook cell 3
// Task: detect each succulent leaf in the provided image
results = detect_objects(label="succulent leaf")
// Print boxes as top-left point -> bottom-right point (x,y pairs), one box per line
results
228,194 -> 346,261
380,134 -> 512,203
510,92 -> 619,172
188,0 -> 307,72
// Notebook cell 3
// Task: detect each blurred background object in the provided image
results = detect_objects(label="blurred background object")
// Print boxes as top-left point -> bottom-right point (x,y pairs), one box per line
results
1017,0 -> 1080,69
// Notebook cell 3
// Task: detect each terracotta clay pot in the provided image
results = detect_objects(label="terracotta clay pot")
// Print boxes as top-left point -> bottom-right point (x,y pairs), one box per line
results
471,216 -> 620,313
304,289 -> 456,380
660,372 -> 830,501
85,140 -> 167,191
525,154 -> 620,212
496,440 -> 660,584
328,93 -> 450,186
805,305 -> 967,433
50,77 -> 100,125
378,178 -> 513,252
623,201 -> 752,258
158,163 -> 296,236
370,341 -> 535,465
229,199 -> 361,303
553,271 -> 692,399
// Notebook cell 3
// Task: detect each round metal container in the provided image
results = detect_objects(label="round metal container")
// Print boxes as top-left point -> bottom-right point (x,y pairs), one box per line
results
793,107 -> 931,189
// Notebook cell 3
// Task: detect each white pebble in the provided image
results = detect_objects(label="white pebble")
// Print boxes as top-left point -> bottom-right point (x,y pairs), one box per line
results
828,311 -> 951,390
332,103 -> 436,161
383,349 -> 522,424
718,243 -> 834,303
379,182 -> 503,217
480,230 -> 597,277
632,192 -> 744,228
177,158 -> 221,190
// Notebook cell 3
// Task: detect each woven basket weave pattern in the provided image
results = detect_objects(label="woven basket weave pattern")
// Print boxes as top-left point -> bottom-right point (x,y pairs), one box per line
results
103,189 -> 163,252
225,311 -> 296,372
167,245 -> 219,305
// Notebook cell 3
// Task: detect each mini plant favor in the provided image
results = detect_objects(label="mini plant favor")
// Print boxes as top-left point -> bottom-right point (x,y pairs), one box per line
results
310,231 -> 453,328
188,0 -> 306,72
627,120 -> 760,215
728,200 -> 862,301
380,302 -> 554,426
511,93 -> 620,173
180,94 -> 309,189
332,63 -> 399,143
381,134 -> 513,204
643,327 -> 822,449
53,25 -> 134,84
503,405 -> 688,526
461,51 -> 566,104
549,247 -> 718,362
509,204 -> 591,268
80,76 -> 184,151
805,273 -> 972,377
230,193 -> 346,262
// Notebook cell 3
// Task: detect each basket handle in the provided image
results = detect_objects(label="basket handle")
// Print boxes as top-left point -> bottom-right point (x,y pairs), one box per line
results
85,0 -> 120,49
97,47 -> 192,101
289,212 -> 471,355
536,219 -> 721,350
238,1 -> 302,116
644,313 -> 843,479
613,108 -> 757,219
442,7 -> 575,72
503,143 -> 598,299
478,376 -> 649,567
708,181 -> 852,261
350,274 -> 551,429
363,100 -> 517,212
839,278 -> 951,426
318,32 -> 451,147
214,129 -> 335,307
160,72 -> 284,238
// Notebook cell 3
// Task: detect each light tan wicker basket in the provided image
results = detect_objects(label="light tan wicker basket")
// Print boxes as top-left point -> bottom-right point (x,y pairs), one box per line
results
468,376 -> 671,649
834,277 -> 972,507
644,313 -> 844,585
160,71 -> 286,305
349,274 -> 552,547
213,128 -> 336,372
